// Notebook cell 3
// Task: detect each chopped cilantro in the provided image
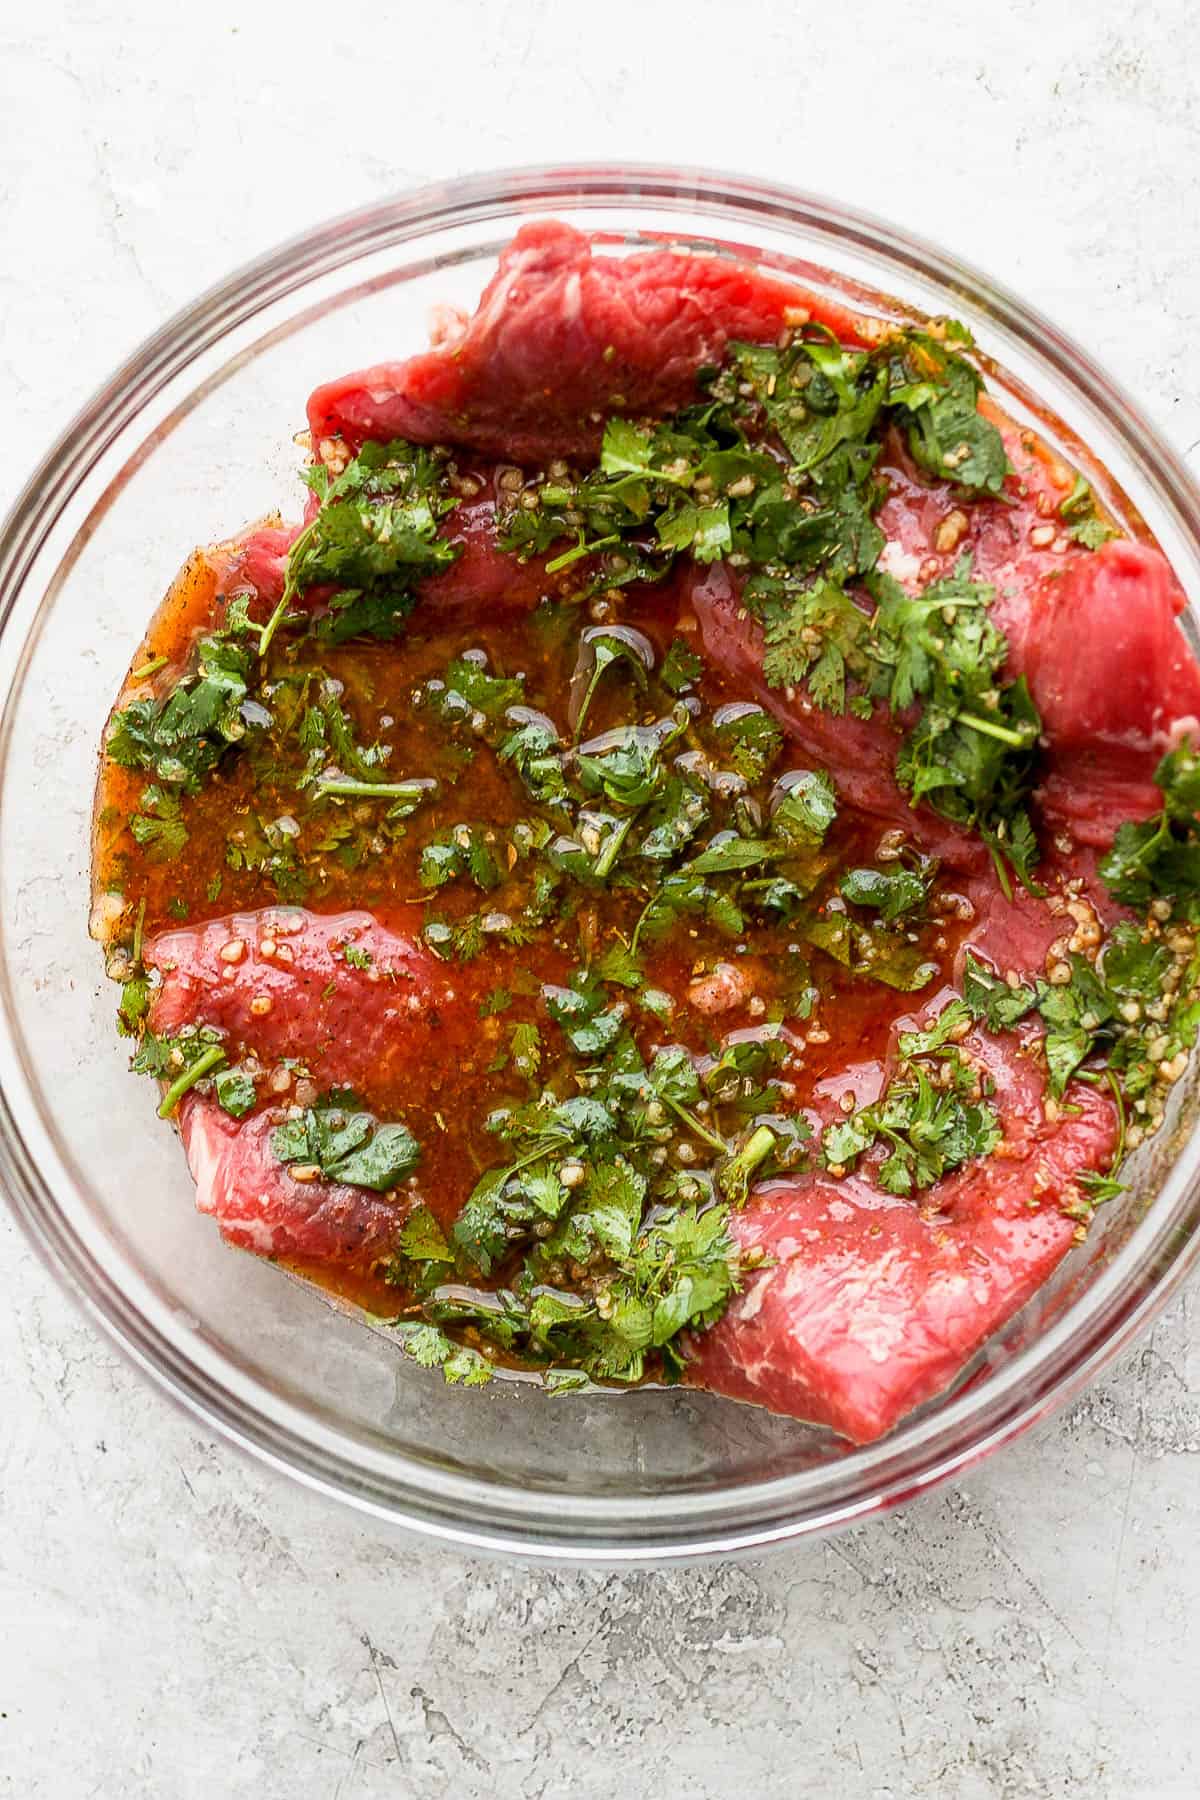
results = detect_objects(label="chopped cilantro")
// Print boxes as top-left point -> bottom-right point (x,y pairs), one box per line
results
499,715 -> 569,809
660,638 -> 704,694
392,1321 -> 493,1386
1058,473 -> 1120,549
712,705 -> 784,782
572,629 -> 651,740
884,332 -> 1010,497
509,1021 -> 543,1081
823,1012 -> 1001,1194
752,574 -> 871,713
107,617 -> 257,793
419,824 -> 504,893
271,1101 -> 421,1191
385,966 -> 812,1386
109,312 -> 1193,1397
772,769 -> 838,844
1100,739 -> 1200,917
129,790 -> 188,863
131,1025 -> 229,1119
962,951 -> 1038,1032
117,970 -> 151,1038
868,561 -> 1042,892
436,654 -> 525,721
262,439 -> 463,656
803,911 -> 938,993
213,1064 -> 258,1119
397,1206 -> 455,1265
1070,516 -> 1119,551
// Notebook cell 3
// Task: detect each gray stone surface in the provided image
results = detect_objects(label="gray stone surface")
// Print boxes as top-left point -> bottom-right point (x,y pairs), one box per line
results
2,2 -> 1199,1794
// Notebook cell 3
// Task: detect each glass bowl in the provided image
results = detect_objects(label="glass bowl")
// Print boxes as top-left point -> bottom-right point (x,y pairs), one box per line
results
2,164 -> 1198,1561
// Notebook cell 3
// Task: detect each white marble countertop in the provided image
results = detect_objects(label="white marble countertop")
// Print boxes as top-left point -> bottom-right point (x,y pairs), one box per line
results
3,3 -> 1200,1794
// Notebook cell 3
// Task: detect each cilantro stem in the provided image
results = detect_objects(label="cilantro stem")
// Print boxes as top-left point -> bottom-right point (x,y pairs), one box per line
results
131,896 -> 146,966
739,1122 -> 779,1169
985,835 -> 1015,904
313,777 -> 434,803
278,673 -> 314,740
259,517 -> 319,663
629,889 -> 663,956
545,531 -> 619,575
257,585 -> 297,663
592,815 -> 633,880
955,710 -> 1031,749
256,591 -> 288,662
716,1122 -> 778,1202
130,654 -> 169,682
573,664 -> 606,744
1104,1067 -> 1127,1168
662,1095 -> 727,1154
157,1044 -> 227,1119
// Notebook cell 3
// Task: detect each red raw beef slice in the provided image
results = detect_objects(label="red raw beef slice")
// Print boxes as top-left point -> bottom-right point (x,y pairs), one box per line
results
146,908 -> 470,1092
307,221 -> 866,464
178,1097 -> 406,1260
1009,540 -> 1200,846
146,909 -> 475,1260
230,523 -> 297,606
687,1014 -> 1117,1443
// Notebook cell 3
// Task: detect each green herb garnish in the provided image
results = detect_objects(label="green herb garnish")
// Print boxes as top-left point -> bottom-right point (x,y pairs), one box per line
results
1100,739 -> 1200,917
271,1101 -> 421,1191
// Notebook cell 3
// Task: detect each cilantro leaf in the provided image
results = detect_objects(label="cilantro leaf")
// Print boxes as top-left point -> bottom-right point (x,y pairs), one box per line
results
419,824 -> 504,892
392,1321 -> 493,1387
823,1060 -> 1001,1193
638,773 -> 710,862
1100,739 -> 1200,916
885,333 -> 1010,497
575,713 -> 688,810
868,562 -> 1042,891
398,1206 -> 455,1265
962,951 -> 1038,1031
288,440 -> 461,597
129,785 -> 188,861
213,1064 -> 257,1119
726,336 -> 886,474
509,1021 -> 544,1080
712,704 -> 784,782
271,1102 -> 420,1190
131,1025 -> 229,1119
571,629 -> 651,739
1058,474 -> 1120,549
896,999 -> 971,1059
753,575 -> 870,713
108,623 -> 255,793
660,638 -> 704,694
804,912 -> 939,992
592,941 -> 644,989
771,770 -> 839,844
438,655 -> 525,721
839,864 -> 929,920
1035,958 -> 1115,1097
499,715 -> 569,809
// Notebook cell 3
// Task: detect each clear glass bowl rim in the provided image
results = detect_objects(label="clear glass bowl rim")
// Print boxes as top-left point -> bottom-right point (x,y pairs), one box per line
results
2,161 -> 1199,1561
